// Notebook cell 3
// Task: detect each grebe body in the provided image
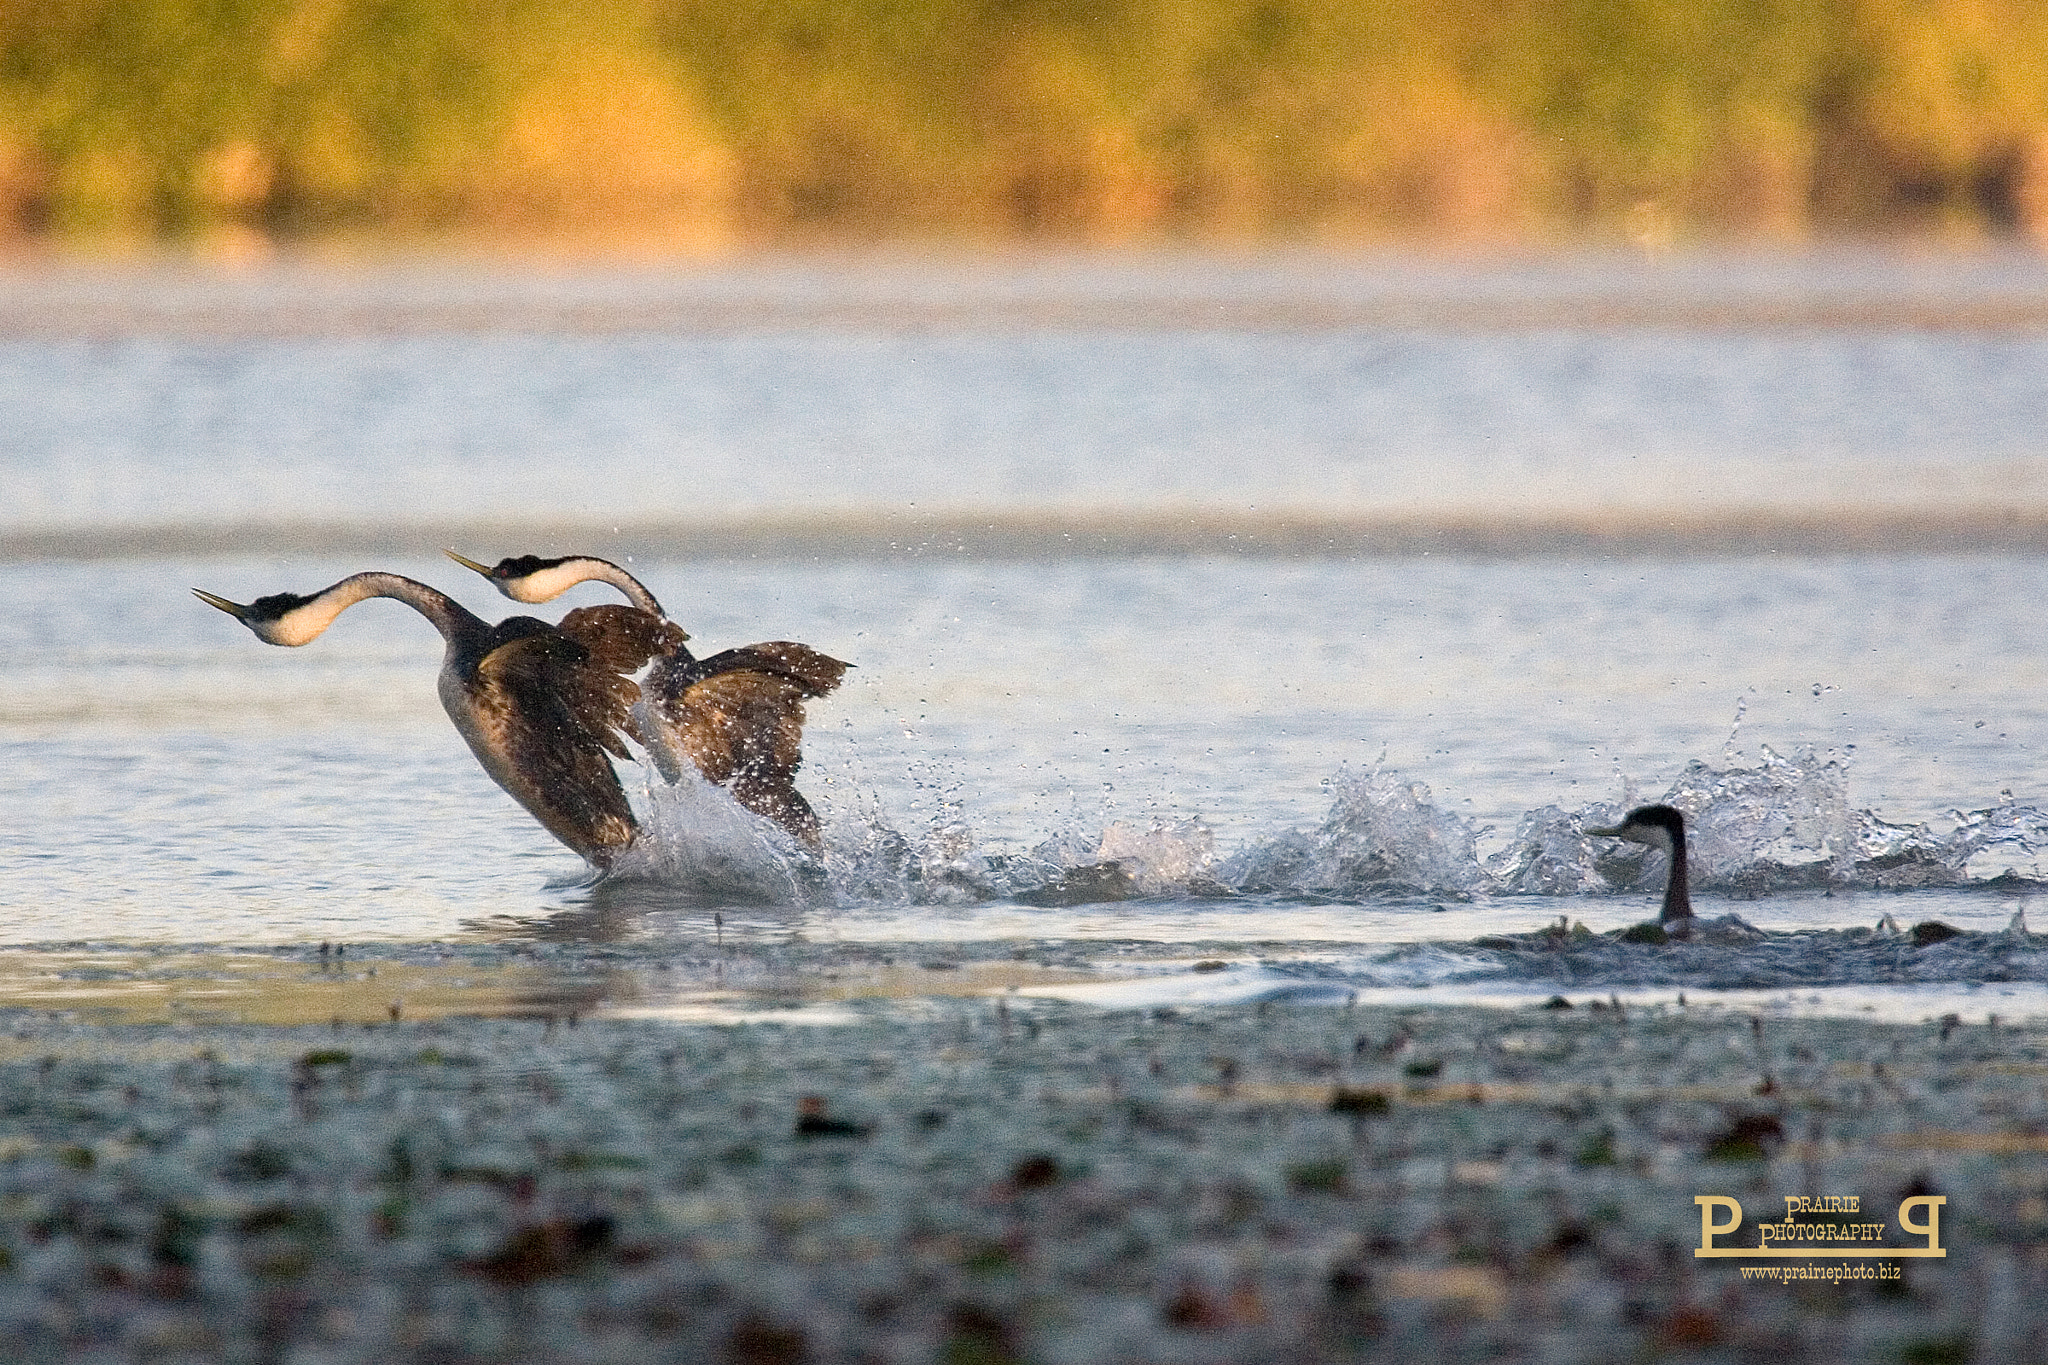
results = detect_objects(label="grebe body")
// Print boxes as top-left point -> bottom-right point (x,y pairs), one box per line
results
449,552 -> 849,846
195,572 -> 672,868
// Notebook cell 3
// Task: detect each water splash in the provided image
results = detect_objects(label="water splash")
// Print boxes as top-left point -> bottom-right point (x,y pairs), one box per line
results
607,774 -> 809,904
1301,744 -> 2048,902
1480,746 -> 2048,898
1096,817 -> 1223,893
1220,767 -> 1487,898
1485,806 -> 1609,895
1662,745 -> 1859,889
1944,795 -> 2048,883
807,810 -> 1225,907
612,744 -> 2048,910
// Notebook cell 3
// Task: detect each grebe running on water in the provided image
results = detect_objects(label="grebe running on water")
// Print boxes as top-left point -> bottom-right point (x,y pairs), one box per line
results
1587,803 -> 1697,937
447,552 -> 850,847
194,572 -> 675,869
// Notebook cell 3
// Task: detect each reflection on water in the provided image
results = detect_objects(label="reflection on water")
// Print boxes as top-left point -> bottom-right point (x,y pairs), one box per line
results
3,921 -> 2039,1027
0,949 -> 595,1026
0,944 -> 1106,1027
486,878 -> 813,944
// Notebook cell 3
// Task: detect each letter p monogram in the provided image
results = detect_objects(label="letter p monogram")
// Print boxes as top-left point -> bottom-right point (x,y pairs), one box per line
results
1899,1195 -> 1946,1256
1695,1195 -> 1743,1255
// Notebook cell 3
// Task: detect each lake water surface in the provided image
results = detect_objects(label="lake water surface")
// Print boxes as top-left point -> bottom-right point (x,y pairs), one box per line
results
5,248 -> 2047,1023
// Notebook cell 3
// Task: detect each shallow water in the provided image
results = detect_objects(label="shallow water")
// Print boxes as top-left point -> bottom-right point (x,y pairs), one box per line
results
4,249 -> 2047,1022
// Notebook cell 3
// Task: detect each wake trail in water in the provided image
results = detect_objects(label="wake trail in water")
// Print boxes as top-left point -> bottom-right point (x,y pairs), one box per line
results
610,743 -> 2048,908
906,746 -> 2045,903
583,745 -> 2048,997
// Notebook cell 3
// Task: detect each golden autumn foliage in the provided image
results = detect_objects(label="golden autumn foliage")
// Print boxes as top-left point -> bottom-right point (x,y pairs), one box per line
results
1,0 -> 2046,248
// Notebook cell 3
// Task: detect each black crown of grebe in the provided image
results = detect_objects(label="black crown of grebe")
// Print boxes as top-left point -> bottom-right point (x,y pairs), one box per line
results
447,551 -> 851,850
1586,802 -> 1696,935
194,571 -> 674,871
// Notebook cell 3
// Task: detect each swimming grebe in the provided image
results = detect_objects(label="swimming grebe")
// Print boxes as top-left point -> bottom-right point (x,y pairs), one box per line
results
1587,803 -> 1696,934
447,552 -> 849,847
195,572 -> 675,868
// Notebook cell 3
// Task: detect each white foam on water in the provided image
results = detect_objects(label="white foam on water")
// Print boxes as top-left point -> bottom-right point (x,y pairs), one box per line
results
622,745 -> 2048,914
607,772 -> 810,905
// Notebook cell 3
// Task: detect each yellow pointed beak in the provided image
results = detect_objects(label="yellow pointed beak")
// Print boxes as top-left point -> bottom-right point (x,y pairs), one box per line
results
445,549 -> 492,575
192,588 -> 248,618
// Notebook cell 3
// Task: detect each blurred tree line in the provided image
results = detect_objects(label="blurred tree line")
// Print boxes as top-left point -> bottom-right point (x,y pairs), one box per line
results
1,0 -> 2045,248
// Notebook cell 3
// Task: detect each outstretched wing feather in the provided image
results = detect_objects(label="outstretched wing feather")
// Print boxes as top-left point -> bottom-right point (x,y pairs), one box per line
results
556,604 -> 688,675
661,670 -> 811,785
522,605 -> 676,761
690,642 -> 850,697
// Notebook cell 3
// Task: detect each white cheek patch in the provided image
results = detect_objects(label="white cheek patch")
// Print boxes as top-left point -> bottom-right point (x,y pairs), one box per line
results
263,598 -> 348,646
512,561 -> 600,604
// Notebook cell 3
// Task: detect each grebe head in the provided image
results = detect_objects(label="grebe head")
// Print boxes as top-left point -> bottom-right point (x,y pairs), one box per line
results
1586,803 -> 1686,852
446,549 -> 674,625
444,550 -> 579,604
1588,803 -> 1694,926
193,587 -> 336,647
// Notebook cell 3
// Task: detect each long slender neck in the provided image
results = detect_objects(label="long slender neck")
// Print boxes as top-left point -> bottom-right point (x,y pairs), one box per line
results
556,558 -> 664,616
1660,824 -> 1692,921
276,572 -> 488,648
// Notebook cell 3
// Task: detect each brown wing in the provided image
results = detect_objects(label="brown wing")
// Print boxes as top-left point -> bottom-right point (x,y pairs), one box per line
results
556,604 -> 689,675
653,664 -> 823,844
471,633 -> 640,862
643,638 -> 847,846
661,669 -> 812,786
690,642 -> 850,698
548,605 -> 685,761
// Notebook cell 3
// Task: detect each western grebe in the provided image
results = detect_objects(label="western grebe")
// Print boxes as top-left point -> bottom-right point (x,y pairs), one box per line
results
1587,803 -> 1696,935
193,572 -> 675,869
447,552 -> 850,847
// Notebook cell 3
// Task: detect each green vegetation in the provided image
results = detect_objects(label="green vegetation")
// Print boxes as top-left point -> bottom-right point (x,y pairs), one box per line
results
2,0 -> 2045,247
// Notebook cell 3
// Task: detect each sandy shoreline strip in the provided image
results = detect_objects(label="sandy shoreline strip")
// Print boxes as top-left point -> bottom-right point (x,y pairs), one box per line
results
0,999 -> 2041,1363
